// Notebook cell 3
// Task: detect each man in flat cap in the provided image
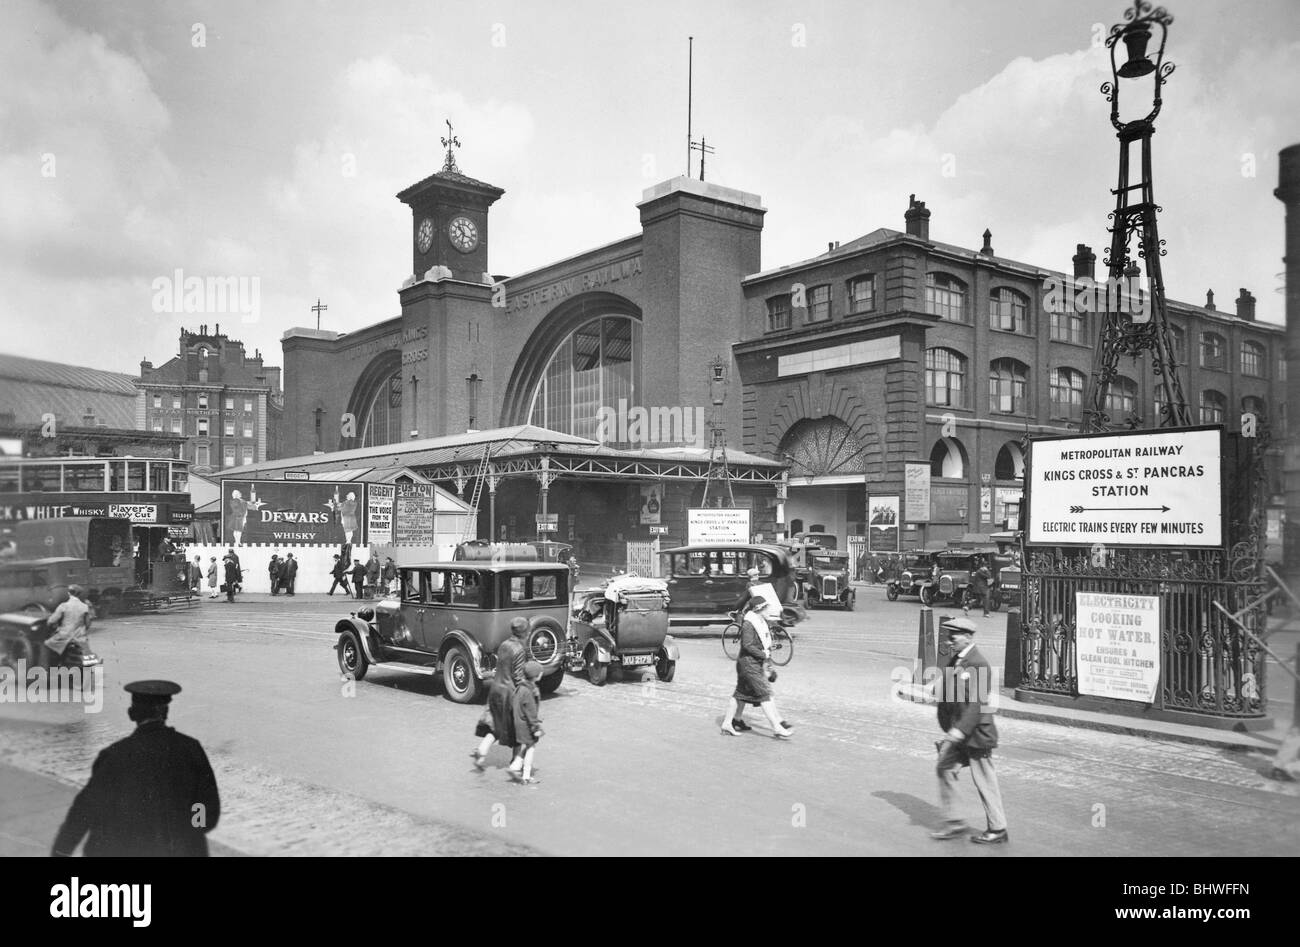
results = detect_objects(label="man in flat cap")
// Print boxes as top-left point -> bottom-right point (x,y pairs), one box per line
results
929,617 -> 1008,844
51,680 -> 221,857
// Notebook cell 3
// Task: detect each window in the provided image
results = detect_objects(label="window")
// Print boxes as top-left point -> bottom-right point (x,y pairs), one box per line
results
990,288 -> 1028,333
926,273 -> 967,323
148,463 -> 169,492
767,295 -> 791,332
807,285 -> 831,323
1200,332 -> 1226,370
1105,376 -> 1138,420
1169,325 -> 1185,364
1241,341 -> 1266,377
195,445 -> 209,468
172,396 -> 181,410
242,446 -> 253,465
171,465 -> 188,493
1050,368 -> 1086,421
450,571 -> 483,607
930,438 -> 966,478
199,347 -> 209,359
223,446 -> 235,468
847,275 -> 875,314
152,421 -> 163,432
152,394 -> 162,409
198,393 -> 208,409
926,348 -> 967,408
24,465 -> 62,491
243,425 -> 253,439
1050,307 -> 1086,344
1200,390 -> 1226,425
509,573 -> 561,606
1242,396 -> 1267,429
995,442 -> 1025,480
988,359 -> 1029,414
225,398 -> 234,410
197,418 -> 209,436
225,421 -> 235,437
171,418 -> 182,434
244,399 -> 253,413
65,463 -> 106,491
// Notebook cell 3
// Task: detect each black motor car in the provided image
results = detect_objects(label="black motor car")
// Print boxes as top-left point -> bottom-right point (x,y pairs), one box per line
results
918,551 -> 1003,611
885,551 -> 939,601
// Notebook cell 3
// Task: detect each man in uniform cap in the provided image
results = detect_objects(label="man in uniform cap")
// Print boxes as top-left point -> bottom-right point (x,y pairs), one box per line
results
51,680 -> 221,857
929,617 -> 1008,844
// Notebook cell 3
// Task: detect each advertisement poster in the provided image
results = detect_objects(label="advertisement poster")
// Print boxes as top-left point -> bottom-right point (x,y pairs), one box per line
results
393,483 -> 435,545
222,480 -> 365,545
367,484 -> 394,545
904,462 -> 931,523
1027,427 -> 1222,547
687,508 -> 750,544
639,484 -> 663,525
867,495 -> 900,552
1075,591 -> 1161,702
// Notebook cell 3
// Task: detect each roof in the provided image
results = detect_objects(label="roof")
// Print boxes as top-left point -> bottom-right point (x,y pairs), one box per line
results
0,353 -> 139,428
394,561 -> 570,573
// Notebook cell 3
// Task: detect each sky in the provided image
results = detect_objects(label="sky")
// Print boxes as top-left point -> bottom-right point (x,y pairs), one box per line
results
1,0 -> 1297,375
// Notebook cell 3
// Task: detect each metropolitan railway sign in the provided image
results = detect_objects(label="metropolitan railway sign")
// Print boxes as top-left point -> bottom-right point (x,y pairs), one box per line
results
1026,426 -> 1222,548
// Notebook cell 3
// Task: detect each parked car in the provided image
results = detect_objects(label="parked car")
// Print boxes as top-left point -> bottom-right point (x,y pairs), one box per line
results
0,558 -> 88,615
567,574 -> 678,685
804,550 -> 855,609
659,544 -> 802,625
918,551 -> 1003,611
0,610 -> 102,670
333,562 -> 569,703
885,551 -> 940,601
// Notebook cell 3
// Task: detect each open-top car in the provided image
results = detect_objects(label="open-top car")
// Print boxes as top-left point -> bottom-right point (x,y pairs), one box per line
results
567,574 -> 678,685
333,562 -> 569,703
803,550 -> 855,609
885,550 -> 940,601
918,550 -> 1002,611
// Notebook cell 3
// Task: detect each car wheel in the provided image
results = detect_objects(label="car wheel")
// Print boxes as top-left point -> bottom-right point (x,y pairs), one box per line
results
539,667 -> 564,695
919,585 -> 935,606
1,634 -> 35,670
655,649 -> 676,683
886,584 -> 899,601
93,595 -> 114,620
442,644 -> 480,703
586,646 -> 607,686
337,630 -> 368,681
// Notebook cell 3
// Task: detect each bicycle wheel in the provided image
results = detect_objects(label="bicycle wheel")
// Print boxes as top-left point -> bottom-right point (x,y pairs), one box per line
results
722,622 -> 742,660
769,627 -> 794,666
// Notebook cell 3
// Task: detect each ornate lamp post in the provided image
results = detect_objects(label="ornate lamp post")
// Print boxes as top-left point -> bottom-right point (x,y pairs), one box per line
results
1081,1 -> 1191,432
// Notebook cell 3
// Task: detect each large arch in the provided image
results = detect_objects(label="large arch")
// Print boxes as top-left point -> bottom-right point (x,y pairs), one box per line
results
759,380 -> 884,478
499,291 -> 643,428
342,349 -> 403,450
778,416 -> 870,477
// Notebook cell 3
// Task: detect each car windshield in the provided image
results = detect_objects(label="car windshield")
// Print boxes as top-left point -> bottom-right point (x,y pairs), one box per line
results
811,556 -> 840,568
937,555 -> 975,570
508,572 -> 561,606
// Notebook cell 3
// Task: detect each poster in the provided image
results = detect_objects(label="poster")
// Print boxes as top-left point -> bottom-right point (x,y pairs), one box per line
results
1075,591 -> 1161,702
904,462 -> 931,523
367,484 -> 394,545
639,484 -> 662,525
687,508 -> 750,544
1027,427 -> 1222,547
867,494 -> 900,552
221,480 -> 364,545
393,483 -> 435,545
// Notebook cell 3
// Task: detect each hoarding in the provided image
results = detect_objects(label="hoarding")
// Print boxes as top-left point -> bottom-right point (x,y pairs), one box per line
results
687,508 -> 750,544
367,484 -> 394,545
867,494 -> 900,552
393,483 -> 436,545
1027,427 -> 1222,547
1075,591 -> 1161,702
903,462 -> 931,523
222,480 -> 365,545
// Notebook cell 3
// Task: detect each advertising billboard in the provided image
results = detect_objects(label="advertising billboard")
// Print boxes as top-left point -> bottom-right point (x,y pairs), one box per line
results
222,480 -> 365,545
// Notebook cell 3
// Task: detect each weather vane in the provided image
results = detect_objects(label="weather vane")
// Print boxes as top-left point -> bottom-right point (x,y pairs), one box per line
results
441,119 -> 461,173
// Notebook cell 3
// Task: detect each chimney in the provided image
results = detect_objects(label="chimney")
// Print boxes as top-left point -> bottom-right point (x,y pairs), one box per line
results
1205,289 -> 1216,311
828,242 -> 835,253
140,359 -> 153,374
904,194 -> 930,240
1072,244 -> 1096,280
980,229 -> 994,256
1235,288 -> 1256,320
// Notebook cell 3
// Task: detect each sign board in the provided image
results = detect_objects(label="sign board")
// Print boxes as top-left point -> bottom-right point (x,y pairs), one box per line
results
1075,591 -> 1161,702
222,480 -> 364,545
648,526 -> 669,535
979,487 -> 992,523
109,503 -> 158,523
393,483 -> 434,545
687,508 -> 750,545
904,462 -> 931,522
639,484 -> 663,525
1027,427 -> 1222,547
367,483 -> 394,545
867,495 -> 900,552
283,470 -> 311,481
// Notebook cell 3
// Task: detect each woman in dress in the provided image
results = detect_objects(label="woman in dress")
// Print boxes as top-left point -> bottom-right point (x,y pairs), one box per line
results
720,596 -> 792,738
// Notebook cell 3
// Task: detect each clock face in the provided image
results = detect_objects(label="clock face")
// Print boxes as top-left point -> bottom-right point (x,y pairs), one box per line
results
416,218 -> 434,253
448,215 -> 479,253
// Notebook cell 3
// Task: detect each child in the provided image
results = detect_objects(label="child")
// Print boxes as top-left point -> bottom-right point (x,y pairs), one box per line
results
510,660 -> 545,784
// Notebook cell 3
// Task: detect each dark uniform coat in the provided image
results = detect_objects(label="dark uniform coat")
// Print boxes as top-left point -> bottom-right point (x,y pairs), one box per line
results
52,720 -> 221,857
512,682 -> 542,748
936,645 -> 999,753
487,637 -> 527,745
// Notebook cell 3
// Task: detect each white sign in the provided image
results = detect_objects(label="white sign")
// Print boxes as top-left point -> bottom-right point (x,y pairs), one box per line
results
109,503 -> 157,523
687,508 -> 751,545
1075,591 -> 1161,702
904,462 -> 930,523
367,484 -> 394,545
1027,427 -> 1222,547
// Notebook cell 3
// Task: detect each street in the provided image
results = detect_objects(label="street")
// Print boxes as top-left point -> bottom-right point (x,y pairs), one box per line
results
2,586 -> 1296,857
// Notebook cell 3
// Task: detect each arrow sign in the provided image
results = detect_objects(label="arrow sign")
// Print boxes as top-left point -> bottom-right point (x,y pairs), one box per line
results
1069,505 -> 1170,513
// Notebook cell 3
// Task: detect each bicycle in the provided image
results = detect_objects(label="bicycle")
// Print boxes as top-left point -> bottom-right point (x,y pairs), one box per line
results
721,611 -> 794,666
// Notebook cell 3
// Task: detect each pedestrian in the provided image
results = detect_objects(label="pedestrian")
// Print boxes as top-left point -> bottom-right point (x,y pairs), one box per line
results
282,552 -> 297,595
268,554 -> 281,595
226,549 -> 242,592
350,558 -> 367,601
328,555 -> 351,596
969,559 -> 992,617
509,660 -> 545,785
472,616 -> 529,772
382,556 -> 397,594
720,596 -> 792,738
43,585 -> 92,664
51,680 -> 221,857
930,617 -> 1008,845
223,554 -> 239,603
207,557 -> 219,599
365,551 -> 380,598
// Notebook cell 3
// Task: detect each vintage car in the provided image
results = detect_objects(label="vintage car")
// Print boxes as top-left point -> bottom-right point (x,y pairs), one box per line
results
659,544 -> 802,625
997,561 -> 1022,608
792,531 -> 838,550
0,558 -> 88,615
0,611 -> 102,670
567,574 -> 678,685
803,550 -> 855,609
918,550 -> 1003,610
333,562 -> 569,703
454,540 -> 574,565
885,550 -> 940,601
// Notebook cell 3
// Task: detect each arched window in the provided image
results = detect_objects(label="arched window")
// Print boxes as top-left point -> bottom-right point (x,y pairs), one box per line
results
988,358 -> 1029,414
926,347 -> 967,407
1200,390 -> 1226,425
1242,396 -> 1267,432
930,438 -> 967,478
789,518 -> 804,535
1050,368 -> 1085,421
925,273 -> 967,323
1200,332 -> 1226,370
1105,375 -> 1138,419
360,371 -> 403,447
527,316 -> 641,439
989,288 -> 1029,333
1241,340 -> 1266,377
995,442 -> 1025,480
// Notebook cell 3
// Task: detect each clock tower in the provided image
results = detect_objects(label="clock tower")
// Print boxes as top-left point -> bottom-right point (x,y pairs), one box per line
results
396,131 -> 504,283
